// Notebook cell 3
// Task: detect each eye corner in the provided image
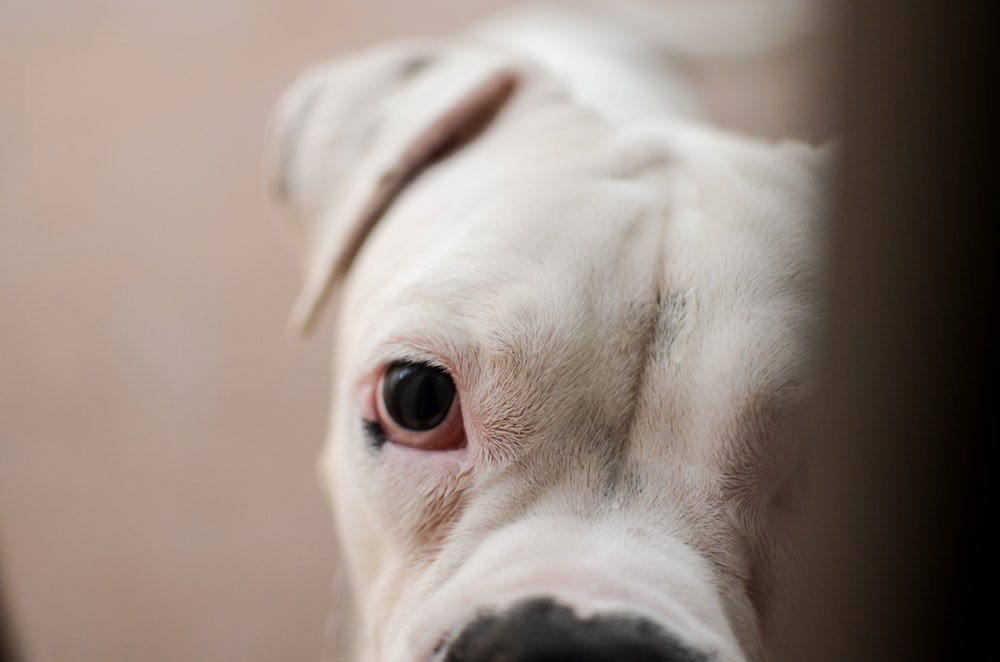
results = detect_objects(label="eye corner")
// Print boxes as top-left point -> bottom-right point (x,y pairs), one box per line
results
362,419 -> 388,449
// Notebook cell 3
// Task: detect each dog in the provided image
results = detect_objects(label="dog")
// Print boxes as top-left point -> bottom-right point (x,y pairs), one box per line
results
268,3 -> 829,661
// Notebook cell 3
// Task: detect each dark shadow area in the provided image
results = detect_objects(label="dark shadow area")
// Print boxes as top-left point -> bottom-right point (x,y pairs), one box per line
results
799,0 -> 994,660
1,572 -> 22,662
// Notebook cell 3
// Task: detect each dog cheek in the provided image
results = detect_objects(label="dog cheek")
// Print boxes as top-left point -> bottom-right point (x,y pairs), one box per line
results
412,485 -> 471,558
374,444 -> 470,544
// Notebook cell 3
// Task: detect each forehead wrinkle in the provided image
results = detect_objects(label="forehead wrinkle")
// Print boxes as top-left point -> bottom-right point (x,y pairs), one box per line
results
600,225 -> 667,496
476,212 -> 675,518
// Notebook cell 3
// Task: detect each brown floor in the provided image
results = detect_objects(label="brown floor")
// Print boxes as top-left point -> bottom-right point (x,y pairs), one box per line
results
0,2 -> 833,661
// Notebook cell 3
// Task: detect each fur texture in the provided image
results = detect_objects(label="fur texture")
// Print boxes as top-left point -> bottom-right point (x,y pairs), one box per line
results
270,5 -> 828,661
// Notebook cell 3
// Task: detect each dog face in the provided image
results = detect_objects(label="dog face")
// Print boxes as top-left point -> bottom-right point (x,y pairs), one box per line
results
272,39 -> 827,662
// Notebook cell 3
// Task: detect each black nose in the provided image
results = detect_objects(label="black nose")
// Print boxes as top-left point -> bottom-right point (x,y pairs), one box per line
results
441,597 -> 708,662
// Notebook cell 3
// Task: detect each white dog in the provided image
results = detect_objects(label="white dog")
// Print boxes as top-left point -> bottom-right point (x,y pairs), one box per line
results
269,4 -> 828,661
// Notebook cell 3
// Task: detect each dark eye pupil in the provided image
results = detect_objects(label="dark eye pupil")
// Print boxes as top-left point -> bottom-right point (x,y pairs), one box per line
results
383,362 -> 456,431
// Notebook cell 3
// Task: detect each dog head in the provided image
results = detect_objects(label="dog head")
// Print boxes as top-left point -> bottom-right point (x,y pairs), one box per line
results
270,37 -> 828,662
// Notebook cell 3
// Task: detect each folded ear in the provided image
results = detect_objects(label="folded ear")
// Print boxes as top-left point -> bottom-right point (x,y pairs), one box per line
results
269,40 -> 554,335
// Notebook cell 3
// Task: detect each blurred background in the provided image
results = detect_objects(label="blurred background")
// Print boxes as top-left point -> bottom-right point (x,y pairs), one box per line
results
0,1 -> 833,661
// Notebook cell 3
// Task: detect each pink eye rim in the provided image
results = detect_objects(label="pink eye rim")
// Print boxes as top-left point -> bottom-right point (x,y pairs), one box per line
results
365,361 -> 467,452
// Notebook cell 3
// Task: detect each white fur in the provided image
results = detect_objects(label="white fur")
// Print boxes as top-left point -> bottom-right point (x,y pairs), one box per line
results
270,4 -> 829,661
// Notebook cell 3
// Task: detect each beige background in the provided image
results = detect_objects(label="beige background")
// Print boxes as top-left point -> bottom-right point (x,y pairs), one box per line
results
0,1 -> 833,661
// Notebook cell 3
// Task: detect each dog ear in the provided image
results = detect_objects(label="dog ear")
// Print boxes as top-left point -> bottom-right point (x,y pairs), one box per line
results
268,41 -> 539,335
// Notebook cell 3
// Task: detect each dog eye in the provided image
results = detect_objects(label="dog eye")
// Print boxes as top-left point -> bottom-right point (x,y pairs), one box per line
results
382,362 -> 456,431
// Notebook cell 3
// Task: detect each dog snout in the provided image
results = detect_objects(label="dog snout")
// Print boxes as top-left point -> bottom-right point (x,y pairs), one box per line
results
441,597 -> 709,662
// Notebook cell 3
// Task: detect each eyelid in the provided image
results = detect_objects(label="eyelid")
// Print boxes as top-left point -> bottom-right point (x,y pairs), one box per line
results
357,370 -> 380,423
361,338 -> 457,376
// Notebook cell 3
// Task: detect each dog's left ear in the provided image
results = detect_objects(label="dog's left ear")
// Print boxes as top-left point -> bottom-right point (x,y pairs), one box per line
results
268,41 -> 556,335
